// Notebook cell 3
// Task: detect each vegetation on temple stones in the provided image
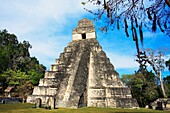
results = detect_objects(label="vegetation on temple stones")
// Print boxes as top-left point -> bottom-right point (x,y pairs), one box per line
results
0,29 -> 46,98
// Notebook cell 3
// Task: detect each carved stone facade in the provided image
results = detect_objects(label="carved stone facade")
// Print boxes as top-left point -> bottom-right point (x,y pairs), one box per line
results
72,18 -> 96,41
27,18 -> 138,108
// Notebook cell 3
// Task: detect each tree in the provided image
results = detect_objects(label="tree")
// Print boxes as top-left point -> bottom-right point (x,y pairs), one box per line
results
0,29 -> 46,97
163,75 -> 170,97
28,69 -> 44,85
0,29 -> 19,72
136,49 -> 167,98
83,0 -> 169,68
0,29 -> 46,77
83,0 -> 170,38
83,0 -> 169,59
0,69 -> 34,98
83,0 -> 170,98
0,70 -> 29,86
121,71 -> 159,107
0,29 -> 32,72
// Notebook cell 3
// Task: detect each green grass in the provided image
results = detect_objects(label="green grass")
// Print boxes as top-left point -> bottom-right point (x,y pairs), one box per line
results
0,103 -> 169,113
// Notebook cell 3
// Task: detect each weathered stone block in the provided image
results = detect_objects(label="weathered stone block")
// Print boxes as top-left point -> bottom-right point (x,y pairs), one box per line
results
35,98 -> 42,108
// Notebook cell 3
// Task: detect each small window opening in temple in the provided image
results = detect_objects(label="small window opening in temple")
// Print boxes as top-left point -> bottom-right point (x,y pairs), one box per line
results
82,33 -> 86,39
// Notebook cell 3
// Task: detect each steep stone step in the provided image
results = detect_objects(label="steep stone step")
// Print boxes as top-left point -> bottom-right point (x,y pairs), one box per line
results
62,47 -> 84,102
44,71 -> 57,78
32,86 -> 58,96
38,78 -> 59,87
27,18 -> 138,109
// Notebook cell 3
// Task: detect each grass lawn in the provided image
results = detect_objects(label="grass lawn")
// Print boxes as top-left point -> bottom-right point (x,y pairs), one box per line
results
0,103 -> 169,113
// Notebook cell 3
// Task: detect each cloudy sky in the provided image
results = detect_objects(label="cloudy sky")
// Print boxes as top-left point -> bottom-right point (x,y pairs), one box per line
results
0,0 -> 170,77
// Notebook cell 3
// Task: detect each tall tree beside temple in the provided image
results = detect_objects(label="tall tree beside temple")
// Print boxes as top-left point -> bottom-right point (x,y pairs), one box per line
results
121,71 -> 159,107
0,29 -> 46,97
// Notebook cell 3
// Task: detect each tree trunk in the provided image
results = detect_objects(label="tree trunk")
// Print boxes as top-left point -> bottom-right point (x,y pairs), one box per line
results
159,71 -> 167,98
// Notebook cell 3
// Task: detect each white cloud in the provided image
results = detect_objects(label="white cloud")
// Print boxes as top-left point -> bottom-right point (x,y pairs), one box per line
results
106,52 -> 139,69
0,0 -> 138,70
0,0 -> 87,35
0,0 -> 92,69
143,31 -> 166,39
29,34 -> 72,69
143,31 -> 156,38
1,0 -> 168,76
164,54 -> 170,65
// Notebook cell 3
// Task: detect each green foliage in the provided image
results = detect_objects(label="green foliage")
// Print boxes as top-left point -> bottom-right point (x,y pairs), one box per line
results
15,81 -> 34,98
136,49 -> 167,98
0,29 -> 18,72
28,69 -> 44,85
0,29 -> 46,97
85,0 -> 170,38
0,70 -> 28,86
121,71 -> 159,107
163,75 -> 170,97
0,29 -> 32,72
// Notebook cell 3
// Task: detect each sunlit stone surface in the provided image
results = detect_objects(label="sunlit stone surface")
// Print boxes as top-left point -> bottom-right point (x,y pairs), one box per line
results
27,18 -> 138,108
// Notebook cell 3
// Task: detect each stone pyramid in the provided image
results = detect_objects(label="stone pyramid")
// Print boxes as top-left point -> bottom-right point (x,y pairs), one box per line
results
27,18 -> 138,108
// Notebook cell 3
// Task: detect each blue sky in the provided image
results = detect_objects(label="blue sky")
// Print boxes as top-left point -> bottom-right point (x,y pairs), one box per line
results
0,0 -> 169,77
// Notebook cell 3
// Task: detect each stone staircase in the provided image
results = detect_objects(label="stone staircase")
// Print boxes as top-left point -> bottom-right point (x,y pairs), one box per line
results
27,39 -> 138,108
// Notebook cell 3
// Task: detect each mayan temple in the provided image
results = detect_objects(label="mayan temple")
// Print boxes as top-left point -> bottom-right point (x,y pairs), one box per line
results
27,18 -> 138,108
